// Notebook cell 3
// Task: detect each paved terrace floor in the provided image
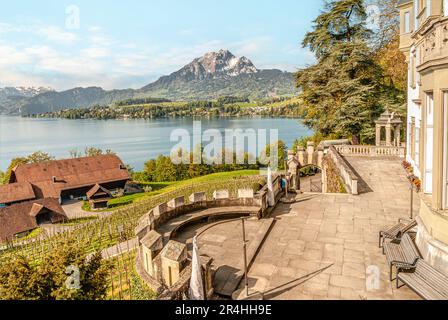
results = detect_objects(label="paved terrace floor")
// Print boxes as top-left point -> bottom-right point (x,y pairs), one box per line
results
230,156 -> 421,300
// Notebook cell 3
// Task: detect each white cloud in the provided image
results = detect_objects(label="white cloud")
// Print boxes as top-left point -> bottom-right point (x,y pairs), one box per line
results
36,26 -> 78,44
81,47 -> 110,58
0,19 -> 307,90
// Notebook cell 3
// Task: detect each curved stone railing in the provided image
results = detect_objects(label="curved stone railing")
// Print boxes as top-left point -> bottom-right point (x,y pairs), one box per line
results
134,181 -> 284,299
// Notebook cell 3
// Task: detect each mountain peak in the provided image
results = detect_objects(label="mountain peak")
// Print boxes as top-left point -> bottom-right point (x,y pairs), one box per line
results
156,49 -> 259,83
195,49 -> 258,78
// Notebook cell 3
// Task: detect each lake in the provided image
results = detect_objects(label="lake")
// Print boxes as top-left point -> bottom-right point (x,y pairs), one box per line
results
0,115 -> 312,171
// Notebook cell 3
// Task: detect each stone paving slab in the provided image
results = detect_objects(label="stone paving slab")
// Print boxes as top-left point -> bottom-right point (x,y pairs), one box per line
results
206,218 -> 275,297
234,157 -> 421,300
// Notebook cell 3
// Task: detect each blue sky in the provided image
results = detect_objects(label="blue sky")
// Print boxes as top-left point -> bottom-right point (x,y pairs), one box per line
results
0,0 -> 324,90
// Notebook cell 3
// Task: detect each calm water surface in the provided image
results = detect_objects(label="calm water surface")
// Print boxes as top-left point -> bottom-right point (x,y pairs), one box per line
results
0,116 -> 312,171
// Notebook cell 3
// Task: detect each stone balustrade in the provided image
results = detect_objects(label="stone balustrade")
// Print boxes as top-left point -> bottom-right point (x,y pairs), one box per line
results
334,145 -> 405,158
135,182 -> 285,299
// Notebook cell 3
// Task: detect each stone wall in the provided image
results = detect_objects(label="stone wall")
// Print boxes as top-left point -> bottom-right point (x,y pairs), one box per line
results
324,146 -> 358,195
322,155 -> 347,194
135,183 -> 284,300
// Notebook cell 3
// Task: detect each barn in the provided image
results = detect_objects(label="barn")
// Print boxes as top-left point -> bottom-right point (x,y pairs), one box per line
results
7,154 -> 131,203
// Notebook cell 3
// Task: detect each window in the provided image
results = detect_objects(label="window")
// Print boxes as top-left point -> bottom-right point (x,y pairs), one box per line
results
445,0 -> 448,16
404,11 -> 411,33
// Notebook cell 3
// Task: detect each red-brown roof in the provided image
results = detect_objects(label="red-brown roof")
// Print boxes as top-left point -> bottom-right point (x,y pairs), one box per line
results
0,182 -> 36,204
10,154 -> 130,199
0,198 -> 67,242
86,184 -> 112,199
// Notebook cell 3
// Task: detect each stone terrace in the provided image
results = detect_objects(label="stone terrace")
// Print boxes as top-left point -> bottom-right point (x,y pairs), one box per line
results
231,156 -> 421,300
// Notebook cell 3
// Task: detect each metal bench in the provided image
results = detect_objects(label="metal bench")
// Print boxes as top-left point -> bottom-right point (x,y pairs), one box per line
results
379,219 -> 417,248
383,233 -> 421,281
397,260 -> 448,300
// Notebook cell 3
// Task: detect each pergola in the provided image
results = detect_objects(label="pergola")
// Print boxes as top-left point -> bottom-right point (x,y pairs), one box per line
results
375,110 -> 403,147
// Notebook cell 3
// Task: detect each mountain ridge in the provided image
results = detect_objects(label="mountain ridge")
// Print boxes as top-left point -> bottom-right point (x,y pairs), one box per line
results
0,50 -> 298,115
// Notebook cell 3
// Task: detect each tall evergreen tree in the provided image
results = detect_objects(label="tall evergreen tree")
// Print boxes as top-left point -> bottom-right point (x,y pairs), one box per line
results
297,0 -> 385,144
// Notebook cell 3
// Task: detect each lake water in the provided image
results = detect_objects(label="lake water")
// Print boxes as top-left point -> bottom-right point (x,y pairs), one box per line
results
0,115 -> 312,171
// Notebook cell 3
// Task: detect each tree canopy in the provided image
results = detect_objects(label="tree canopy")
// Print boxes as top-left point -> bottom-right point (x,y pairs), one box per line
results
2,151 -> 54,184
0,241 -> 109,300
296,0 -> 406,144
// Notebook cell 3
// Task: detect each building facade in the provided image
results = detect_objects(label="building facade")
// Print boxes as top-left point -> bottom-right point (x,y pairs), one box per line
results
399,0 -> 448,272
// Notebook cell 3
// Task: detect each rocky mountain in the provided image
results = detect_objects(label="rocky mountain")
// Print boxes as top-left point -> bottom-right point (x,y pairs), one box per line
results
142,50 -> 296,101
3,50 -> 298,115
0,87 -> 54,113
145,50 -> 258,85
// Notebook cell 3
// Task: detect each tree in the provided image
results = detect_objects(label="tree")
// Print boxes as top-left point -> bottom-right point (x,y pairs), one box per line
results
154,155 -> 177,182
260,140 -> 287,170
370,0 -> 400,49
0,241 -> 109,300
296,0 -> 385,144
303,0 -> 371,59
84,147 -> 104,157
69,149 -> 83,158
3,151 -> 54,184
0,170 -> 4,185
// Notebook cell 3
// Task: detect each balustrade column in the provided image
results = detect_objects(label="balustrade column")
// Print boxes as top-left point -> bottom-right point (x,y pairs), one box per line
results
395,124 -> 402,147
385,124 -> 392,147
375,124 -> 381,147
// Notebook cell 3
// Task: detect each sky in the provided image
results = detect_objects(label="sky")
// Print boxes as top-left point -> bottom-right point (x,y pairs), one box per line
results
0,0 -> 324,91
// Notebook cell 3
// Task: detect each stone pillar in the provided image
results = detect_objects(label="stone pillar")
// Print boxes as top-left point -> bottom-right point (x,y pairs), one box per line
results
317,146 -> 324,169
395,124 -> 402,147
167,196 -> 185,209
153,203 -> 168,218
287,150 -> 295,163
297,146 -> 306,167
287,150 -> 300,190
307,142 -> 315,165
160,240 -> 188,287
322,165 -> 328,194
238,189 -> 254,199
375,124 -> 381,147
135,210 -> 155,240
213,190 -> 229,200
140,230 -> 163,278
385,124 -> 392,147
189,192 -> 206,203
